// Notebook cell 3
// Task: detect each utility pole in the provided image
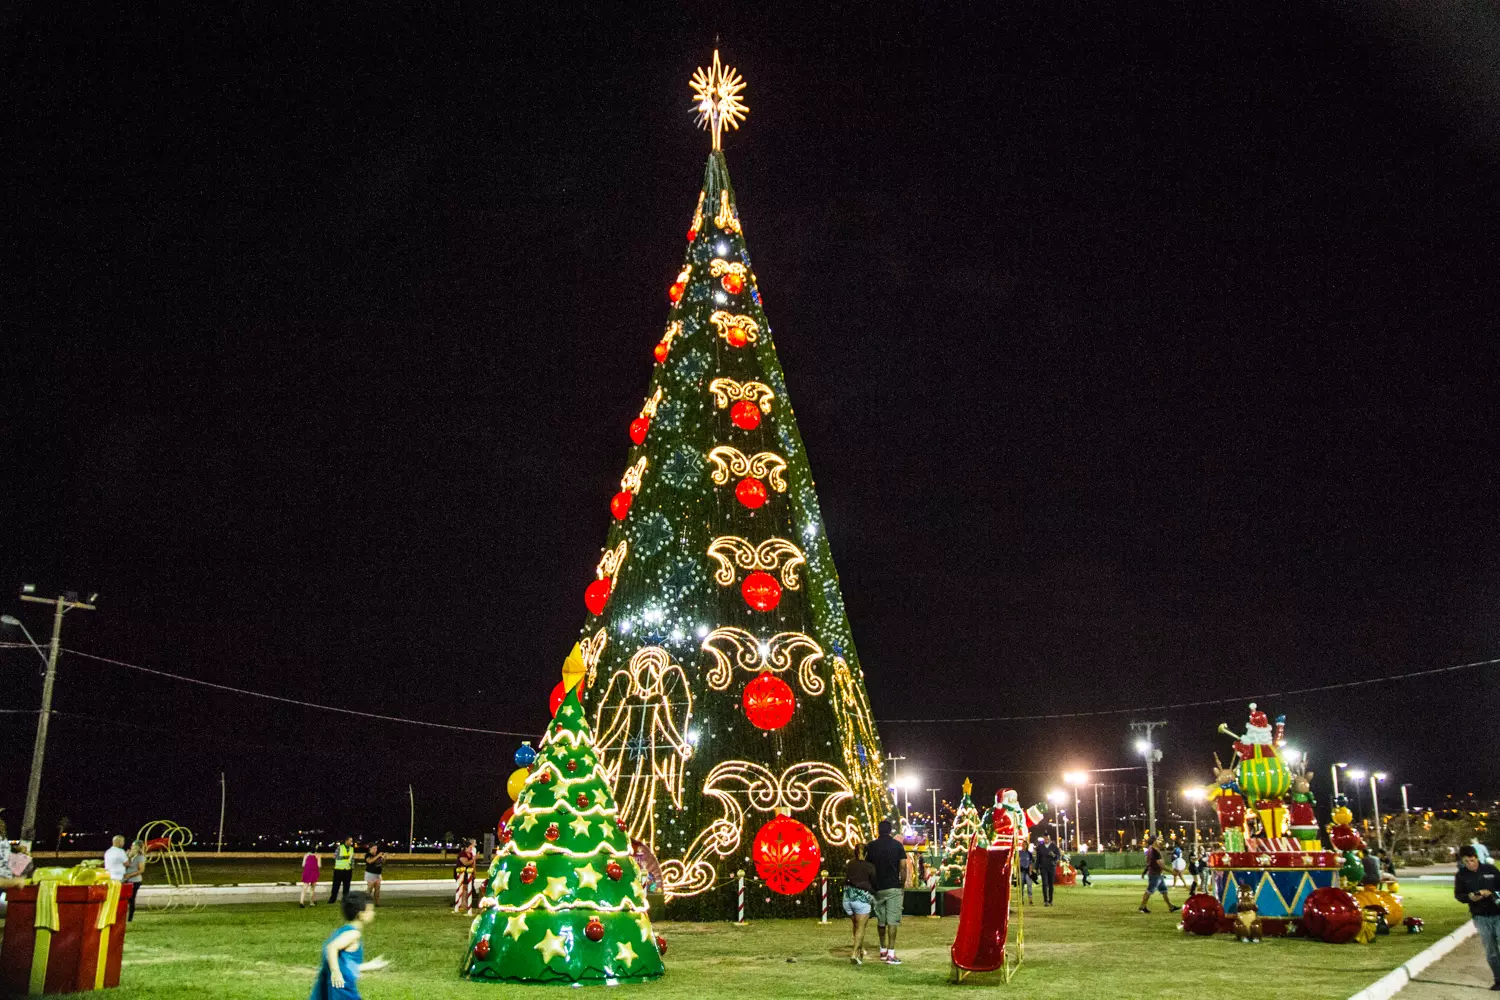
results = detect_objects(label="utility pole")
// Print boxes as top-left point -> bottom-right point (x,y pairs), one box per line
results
409,785 -> 416,855
217,772 -> 226,853
927,788 -> 942,850
1130,721 -> 1167,842
14,588 -> 96,847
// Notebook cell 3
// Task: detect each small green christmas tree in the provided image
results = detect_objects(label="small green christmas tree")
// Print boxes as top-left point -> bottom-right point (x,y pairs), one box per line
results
940,778 -> 982,886
462,685 -> 664,985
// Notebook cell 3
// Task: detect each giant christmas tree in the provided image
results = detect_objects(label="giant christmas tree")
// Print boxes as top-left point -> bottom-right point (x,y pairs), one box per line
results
573,52 -> 890,915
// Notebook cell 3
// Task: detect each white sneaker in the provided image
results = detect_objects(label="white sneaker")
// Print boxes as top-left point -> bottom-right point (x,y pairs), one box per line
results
886,954 -> 903,965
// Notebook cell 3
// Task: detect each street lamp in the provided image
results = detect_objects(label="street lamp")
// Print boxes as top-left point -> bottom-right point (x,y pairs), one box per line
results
1370,772 -> 1387,850
1046,789 -> 1066,845
899,774 -> 921,822
1182,787 -> 1205,848
1331,761 -> 1348,802
1399,783 -> 1413,852
926,788 -> 942,849
1347,768 -> 1367,822
1064,771 -> 1088,851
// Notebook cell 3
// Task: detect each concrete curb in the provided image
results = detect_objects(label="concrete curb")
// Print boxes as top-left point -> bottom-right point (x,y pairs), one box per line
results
1346,920 -> 1476,1000
137,879 -> 457,905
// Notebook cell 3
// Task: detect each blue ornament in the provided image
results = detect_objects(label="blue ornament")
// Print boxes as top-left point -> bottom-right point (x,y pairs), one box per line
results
514,742 -> 537,767
856,742 -> 868,765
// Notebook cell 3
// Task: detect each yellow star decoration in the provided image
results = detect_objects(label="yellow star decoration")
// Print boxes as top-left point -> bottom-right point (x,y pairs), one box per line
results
535,928 -> 569,963
570,815 -> 593,838
615,940 -> 638,966
518,812 -> 540,832
543,876 -> 571,901
576,863 -> 602,890
495,869 -> 511,892
559,702 -> 576,717
638,915 -> 654,942
504,911 -> 529,940
690,49 -> 748,151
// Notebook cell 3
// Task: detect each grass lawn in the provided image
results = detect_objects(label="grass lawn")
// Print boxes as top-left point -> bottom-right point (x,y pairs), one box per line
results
138,858 -> 459,885
78,880 -> 1463,999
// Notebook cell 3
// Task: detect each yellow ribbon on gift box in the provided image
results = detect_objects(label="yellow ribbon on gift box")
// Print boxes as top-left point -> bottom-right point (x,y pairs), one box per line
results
28,881 -> 61,996
94,880 -> 123,989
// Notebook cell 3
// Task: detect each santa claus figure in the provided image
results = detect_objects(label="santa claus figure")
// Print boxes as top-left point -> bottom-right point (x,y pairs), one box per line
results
988,788 -> 1046,849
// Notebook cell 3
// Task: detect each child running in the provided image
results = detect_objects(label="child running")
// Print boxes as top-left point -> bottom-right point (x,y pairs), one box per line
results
308,890 -> 389,999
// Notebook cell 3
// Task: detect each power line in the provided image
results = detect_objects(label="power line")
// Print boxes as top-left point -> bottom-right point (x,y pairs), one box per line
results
879,656 -> 1500,723
63,649 -> 539,738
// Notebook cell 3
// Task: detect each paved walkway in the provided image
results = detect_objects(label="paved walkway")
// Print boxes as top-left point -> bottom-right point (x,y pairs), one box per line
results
1395,929 -> 1495,997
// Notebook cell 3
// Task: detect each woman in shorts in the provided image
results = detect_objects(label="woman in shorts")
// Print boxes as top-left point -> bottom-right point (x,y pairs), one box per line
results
362,841 -> 384,907
843,844 -> 878,965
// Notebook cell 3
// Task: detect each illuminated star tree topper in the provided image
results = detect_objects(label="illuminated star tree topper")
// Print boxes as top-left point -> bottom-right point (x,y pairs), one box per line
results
690,49 -> 748,151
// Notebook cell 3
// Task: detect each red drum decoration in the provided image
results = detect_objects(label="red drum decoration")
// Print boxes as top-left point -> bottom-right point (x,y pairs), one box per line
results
721,272 -> 744,294
1179,893 -> 1223,936
474,935 -> 491,959
729,399 -> 762,430
629,417 -> 650,445
735,477 -> 769,509
1302,887 -> 1364,943
584,578 -> 611,615
610,490 -> 634,520
741,570 -> 781,611
752,814 -> 822,895
584,917 -> 605,942
743,671 -> 795,730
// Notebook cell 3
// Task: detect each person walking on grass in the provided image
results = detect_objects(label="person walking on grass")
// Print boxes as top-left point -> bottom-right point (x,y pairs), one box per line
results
1139,836 -> 1180,915
329,836 -> 356,904
1036,836 -> 1058,907
363,841 -> 385,907
842,843 -> 877,965
1455,845 -> 1500,991
1076,854 -> 1093,887
308,890 -> 390,1000
300,847 -> 321,908
865,819 -> 909,965
1171,846 -> 1188,888
1017,844 -> 1035,904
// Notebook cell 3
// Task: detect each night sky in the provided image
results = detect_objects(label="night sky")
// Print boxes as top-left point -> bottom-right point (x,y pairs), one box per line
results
6,5 -> 1498,845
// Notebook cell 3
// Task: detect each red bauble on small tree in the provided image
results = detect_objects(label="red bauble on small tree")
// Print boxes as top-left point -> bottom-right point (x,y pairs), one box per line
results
752,814 -> 821,895
743,671 -> 795,730
741,570 -> 781,611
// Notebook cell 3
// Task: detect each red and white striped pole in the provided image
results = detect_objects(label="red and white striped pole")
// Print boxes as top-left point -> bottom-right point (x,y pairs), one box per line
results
735,870 -> 746,925
819,870 -> 829,924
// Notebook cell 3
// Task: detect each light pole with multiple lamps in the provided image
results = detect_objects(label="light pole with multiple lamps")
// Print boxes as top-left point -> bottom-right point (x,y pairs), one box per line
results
1063,771 -> 1088,851
1130,720 -> 1167,841
1369,772 -> 1387,850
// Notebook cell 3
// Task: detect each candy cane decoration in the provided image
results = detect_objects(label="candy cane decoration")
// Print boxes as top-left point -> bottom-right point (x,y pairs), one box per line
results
735,870 -> 747,924
819,870 -> 829,924
927,872 -> 941,917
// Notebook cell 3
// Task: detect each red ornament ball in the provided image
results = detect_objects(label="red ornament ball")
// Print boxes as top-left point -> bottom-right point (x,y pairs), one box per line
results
668,280 -> 686,303
1302,887 -> 1364,943
520,863 -> 537,885
653,340 -> 670,363
545,823 -> 560,842
729,399 -> 762,430
686,228 -> 697,242
549,681 -> 569,716
741,570 -> 782,611
721,272 -> 745,294
752,815 -> 822,895
576,792 -> 590,809
743,671 -> 795,730
616,819 -> 628,832
566,759 -> 578,773
606,861 -> 624,881
725,326 -> 749,348
537,770 -> 552,785
629,417 -> 650,445
654,934 -> 668,957
735,477 -> 769,510
610,490 -> 633,521
1179,893 -> 1224,936
584,578 -> 611,615
474,935 -> 491,959
498,827 -> 512,844
584,917 -> 605,942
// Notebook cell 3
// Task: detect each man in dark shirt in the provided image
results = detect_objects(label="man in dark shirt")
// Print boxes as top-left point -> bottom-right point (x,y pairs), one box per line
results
864,819 -> 909,965
1035,836 -> 1058,906
1454,845 -> 1500,989
1138,837 -> 1180,914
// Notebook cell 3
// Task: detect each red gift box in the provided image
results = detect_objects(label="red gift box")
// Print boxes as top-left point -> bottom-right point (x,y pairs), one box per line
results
0,881 -> 134,995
